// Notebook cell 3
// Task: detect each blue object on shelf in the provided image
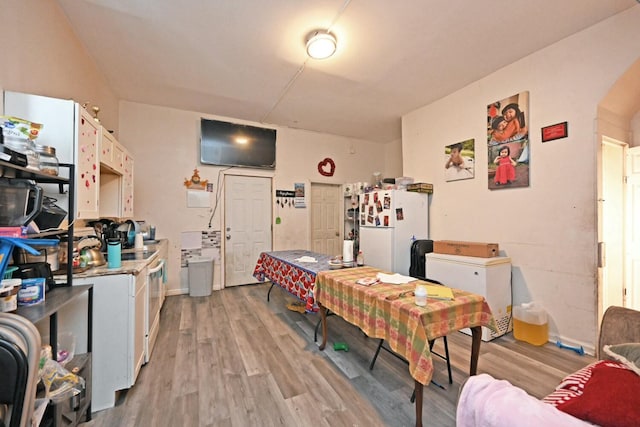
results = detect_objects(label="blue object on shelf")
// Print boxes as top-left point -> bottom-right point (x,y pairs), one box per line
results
0,237 -> 60,280
3,265 -> 18,279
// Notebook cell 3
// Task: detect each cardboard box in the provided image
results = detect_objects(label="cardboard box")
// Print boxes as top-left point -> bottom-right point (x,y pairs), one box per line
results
433,240 -> 499,258
406,183 -> 433,194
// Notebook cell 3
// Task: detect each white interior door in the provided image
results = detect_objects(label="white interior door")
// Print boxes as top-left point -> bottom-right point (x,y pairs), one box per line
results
600,138 -> 625,310
310,183 -> 342,256
224,175 -> 272,287
627,146 -> 640,310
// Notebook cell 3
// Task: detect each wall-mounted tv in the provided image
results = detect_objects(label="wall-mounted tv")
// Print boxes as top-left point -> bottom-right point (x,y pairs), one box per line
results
200,118 -> 276,169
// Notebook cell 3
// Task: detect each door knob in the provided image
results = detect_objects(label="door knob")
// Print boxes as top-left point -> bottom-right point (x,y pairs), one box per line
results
226,234 -> 231,240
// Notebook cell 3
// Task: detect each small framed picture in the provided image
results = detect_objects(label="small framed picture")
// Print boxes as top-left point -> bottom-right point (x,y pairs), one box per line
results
541,121 -> 568,142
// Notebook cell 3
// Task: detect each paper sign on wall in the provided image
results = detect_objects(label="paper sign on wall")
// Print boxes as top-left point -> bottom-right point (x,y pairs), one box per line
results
187,189 -> 210,208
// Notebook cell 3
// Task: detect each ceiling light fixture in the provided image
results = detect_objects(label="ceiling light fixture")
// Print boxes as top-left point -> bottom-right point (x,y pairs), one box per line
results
306,30 -> 337,60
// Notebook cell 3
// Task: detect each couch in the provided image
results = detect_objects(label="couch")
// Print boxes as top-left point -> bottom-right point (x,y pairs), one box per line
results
456,306 -> 640,427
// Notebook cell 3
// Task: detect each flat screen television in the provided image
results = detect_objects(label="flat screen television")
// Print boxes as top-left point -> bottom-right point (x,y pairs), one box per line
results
200,118 -> 276,169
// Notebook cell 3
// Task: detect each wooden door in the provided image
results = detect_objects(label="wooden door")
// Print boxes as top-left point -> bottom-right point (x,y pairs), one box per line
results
224,175 -> 272,287
600,138 -> 625,310
627,146 -> 640,310
310,183 -> 342,256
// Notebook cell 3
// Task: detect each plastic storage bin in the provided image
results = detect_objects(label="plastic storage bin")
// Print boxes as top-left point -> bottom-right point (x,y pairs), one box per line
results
188,256 -> 213,297
513,302 -> 549,346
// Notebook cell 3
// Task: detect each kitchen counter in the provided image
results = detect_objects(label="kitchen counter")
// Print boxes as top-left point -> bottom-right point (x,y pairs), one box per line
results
54,240 -> 165,280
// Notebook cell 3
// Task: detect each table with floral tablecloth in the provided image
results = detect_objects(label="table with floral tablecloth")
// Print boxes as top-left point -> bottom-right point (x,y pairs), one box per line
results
253,250 -> 335,311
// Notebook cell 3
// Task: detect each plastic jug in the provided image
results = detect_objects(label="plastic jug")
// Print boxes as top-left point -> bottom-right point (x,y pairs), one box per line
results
513,302 -> 548,346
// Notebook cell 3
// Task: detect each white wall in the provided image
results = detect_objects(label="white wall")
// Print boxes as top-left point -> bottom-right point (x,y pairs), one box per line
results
119,101 -> 389,294
0,0 -> 119,133
402,7 -> 640,351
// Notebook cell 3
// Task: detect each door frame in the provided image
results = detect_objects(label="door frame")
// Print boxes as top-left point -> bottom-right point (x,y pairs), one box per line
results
597,135 -> 628,321
626,145 -> 640,310
222,170 -> 273,288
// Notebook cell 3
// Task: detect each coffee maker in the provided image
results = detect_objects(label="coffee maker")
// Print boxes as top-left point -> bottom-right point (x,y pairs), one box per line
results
92,220 -> 133,250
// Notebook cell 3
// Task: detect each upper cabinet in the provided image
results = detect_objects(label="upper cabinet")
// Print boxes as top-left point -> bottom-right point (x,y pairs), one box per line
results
4,91 -> 135,220
100,129 -> 125,175
99,128 -> 134,218
100,128 -> 115,170
121,152 -> 134,218
75,108 -> 101,219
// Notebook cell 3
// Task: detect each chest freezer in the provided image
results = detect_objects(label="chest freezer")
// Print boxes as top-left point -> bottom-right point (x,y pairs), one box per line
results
425,253 -> 512,341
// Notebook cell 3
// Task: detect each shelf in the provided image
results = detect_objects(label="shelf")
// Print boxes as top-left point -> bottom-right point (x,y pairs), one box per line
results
39,353 -> 92,427
0,160 -> 70,184
26,230 -> 69,238
2,147 -> 84,426
15,285 -> 92,325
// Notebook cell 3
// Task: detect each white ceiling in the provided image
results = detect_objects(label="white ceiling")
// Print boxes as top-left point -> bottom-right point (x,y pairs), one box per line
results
56,0 -> 638,143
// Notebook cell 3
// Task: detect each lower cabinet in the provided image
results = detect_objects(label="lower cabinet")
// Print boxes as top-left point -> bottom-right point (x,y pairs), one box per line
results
74,270 -> 147,412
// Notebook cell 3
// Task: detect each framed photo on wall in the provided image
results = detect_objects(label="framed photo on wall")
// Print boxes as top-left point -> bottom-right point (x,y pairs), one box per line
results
444,139 -> 475,182
487,91 -> 530,190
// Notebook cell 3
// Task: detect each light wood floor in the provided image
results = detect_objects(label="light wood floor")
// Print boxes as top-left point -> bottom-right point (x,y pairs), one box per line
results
82,283 -> 594,427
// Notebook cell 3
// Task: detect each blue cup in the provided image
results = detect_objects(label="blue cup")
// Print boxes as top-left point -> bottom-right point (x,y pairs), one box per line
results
107,239 -> 122,269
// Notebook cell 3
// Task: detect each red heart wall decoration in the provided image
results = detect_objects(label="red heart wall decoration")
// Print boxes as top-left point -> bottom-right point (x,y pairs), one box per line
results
318,157 -> 336,177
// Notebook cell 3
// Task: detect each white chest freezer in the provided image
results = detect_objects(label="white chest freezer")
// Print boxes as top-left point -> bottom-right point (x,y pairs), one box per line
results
425,253 -> 512,341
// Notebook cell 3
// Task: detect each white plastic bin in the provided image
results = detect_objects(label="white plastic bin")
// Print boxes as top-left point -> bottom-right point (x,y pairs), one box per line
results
513,302 -> 549,346
188,256 -> 214,297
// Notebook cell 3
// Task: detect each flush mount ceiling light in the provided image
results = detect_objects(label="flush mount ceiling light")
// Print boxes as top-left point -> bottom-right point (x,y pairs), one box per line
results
306,30 -> 337,59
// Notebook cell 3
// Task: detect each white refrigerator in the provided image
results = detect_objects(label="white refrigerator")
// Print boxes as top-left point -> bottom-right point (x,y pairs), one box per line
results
359,189 -> 429,275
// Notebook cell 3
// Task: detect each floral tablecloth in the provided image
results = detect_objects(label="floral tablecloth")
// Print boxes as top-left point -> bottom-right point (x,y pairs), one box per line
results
253,250 -> 334,311
314,266 -> 496,385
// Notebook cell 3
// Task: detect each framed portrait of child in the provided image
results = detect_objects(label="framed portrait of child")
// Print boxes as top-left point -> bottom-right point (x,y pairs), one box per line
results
487,91 -> 530,190
445,138 -> 475,182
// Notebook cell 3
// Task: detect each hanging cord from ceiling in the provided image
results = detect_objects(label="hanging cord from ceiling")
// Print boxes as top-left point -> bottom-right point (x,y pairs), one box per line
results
260,0 -> 352,124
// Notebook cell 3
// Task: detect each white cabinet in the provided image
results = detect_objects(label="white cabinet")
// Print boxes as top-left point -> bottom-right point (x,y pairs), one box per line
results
75,107 -> 101,219
99,129 -> 134,218
99,128 -> 115,170
100,128 -> 126,175
74,271 -> 147,411
425,253 -> 513,341
121,151 -> 134,218
113,143 -> 125,174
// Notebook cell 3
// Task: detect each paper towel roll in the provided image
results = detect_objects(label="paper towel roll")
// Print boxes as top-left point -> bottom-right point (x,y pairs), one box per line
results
343,240 -> 354,264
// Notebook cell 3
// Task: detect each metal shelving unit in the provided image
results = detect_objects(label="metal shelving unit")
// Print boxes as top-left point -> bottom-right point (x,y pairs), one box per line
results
1,159 -> 90,426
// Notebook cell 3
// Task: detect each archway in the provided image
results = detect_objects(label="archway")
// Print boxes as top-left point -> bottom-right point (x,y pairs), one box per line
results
597,57 -> 640,321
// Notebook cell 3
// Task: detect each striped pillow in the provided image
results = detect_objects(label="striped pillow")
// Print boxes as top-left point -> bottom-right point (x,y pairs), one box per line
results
543,360 -> 625,406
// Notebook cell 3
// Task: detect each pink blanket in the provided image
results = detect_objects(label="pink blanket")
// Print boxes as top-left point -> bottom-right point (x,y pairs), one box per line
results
456,374 -> 591,427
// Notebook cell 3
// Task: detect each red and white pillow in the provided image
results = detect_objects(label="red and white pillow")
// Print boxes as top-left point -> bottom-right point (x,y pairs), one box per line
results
544,344 -> 640,427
